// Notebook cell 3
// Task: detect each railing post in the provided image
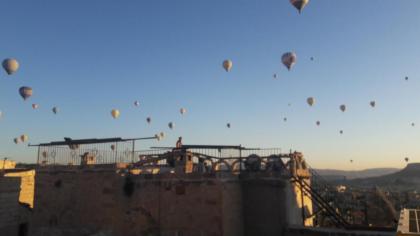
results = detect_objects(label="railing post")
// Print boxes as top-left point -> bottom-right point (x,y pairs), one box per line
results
239,145 -> 242,173
301,180 -> 305,226
114,142 -> 118,163
131,140 -> 135,163
36,146 -> 40,166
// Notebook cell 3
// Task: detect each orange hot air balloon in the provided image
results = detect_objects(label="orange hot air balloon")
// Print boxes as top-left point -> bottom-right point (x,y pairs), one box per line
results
2,58 -> 19,75
111,109 -> 120,119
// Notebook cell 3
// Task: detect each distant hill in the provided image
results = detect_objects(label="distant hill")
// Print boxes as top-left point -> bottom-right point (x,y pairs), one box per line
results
315,168 -> 400,180
346,163 -> 420,190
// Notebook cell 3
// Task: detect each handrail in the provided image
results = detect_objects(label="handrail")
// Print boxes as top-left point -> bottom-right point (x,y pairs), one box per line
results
292,176 -> 350,228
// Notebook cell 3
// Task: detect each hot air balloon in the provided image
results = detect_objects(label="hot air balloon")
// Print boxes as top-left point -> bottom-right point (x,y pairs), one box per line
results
223,60 -> 232,72
340,104 -> 346,112
339,130 -> 343,135
412,123 -> 415,127
310,57 -> 314,61
282,52 -> 297,70
13,138 -> 20,144
2,58 -> 19,75
146,117 -> 151,124
111,109 -> 120,119
370,101 -> 376,108
316,121 -> 320,126
19,87 -> 33,100
32,104 -> 39,109
134,101 -> 140,107
111,144 -> 116,151
307,97 -> 315,106
405,76 -> 409,81
180,108 -> 187,115
168,122 -> 175,129
273,73 -> 277,79
405,157 -> 409,163
20,134 -> 28,143
160,132 -> 165,139
290,0 -> 309,13
227,123 -> 231,128
283,117 -> 287,122
52,107 -> 59,114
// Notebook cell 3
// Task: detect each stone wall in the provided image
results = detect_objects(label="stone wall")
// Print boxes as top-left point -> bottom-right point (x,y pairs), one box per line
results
29,169 -> 304,236
0,176 -> 21,235
30,170 -> 247,236
5,170 -> 36,208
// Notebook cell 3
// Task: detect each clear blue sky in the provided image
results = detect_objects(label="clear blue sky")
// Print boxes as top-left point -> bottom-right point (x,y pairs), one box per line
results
1,0 -> 420,169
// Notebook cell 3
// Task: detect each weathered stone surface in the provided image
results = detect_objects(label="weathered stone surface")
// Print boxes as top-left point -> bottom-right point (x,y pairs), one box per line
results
26,168 -> 311,236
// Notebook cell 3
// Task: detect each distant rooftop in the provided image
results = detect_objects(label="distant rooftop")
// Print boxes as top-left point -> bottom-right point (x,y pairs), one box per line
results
397,208 -> 420,235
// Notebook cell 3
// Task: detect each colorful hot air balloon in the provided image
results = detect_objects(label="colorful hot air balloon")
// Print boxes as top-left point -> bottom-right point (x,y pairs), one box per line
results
111,144 -> 116,151
282,52 -> 297,70
13,138 -> 20,144
134,101 -> 140,107
307,97 -> 315,106
223,60 -> 232,72
52,107 -> 59,114
146,117 -> 151,124
316,121 -> 320,126
340,104 -> 346,112
226,123 -> 231,128
180,108 -> 187,115
290,0 -> 309,13
111,109 -> 120,119
370,101 -> 376,108
32,104 -> 39,109
2,58 -> 19,75
20,134 -> 28,143
19,87 -> 33,100
405,157 -> 409,163
168,122 -> 174,129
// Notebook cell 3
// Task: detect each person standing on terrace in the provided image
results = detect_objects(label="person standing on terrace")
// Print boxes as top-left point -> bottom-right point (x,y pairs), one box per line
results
176,137 -> 183,148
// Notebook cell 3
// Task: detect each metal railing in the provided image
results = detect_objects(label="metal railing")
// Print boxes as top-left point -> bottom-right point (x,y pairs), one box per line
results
32,137 -> 158,166
136,147 -> 282,158
134,147 -> 287,174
